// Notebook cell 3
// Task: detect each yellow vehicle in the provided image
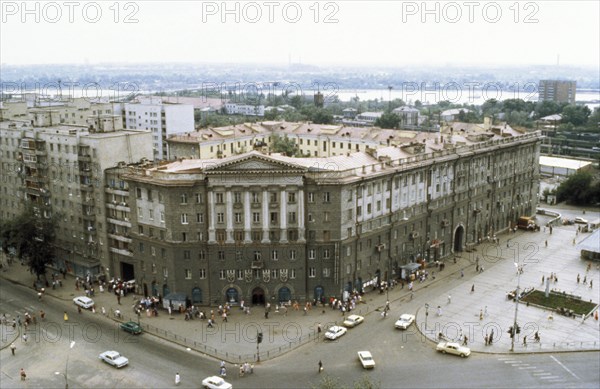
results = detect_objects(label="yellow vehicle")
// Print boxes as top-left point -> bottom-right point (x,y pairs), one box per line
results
517,216 -> 540,231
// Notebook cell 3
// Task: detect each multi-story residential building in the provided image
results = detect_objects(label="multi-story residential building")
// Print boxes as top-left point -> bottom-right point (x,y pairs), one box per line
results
117,96 -> 194,161
392,106 -> 421,127
0,121 -> 153,276
224,103 -> 265,116
538,80 -> 576,104
121,126 -> 540,305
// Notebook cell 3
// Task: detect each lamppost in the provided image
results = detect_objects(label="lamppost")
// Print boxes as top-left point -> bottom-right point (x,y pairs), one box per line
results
510,263 -> 523,352
55,341 -> 75,388
425,303 -> 429,330
256,331 -> 263,362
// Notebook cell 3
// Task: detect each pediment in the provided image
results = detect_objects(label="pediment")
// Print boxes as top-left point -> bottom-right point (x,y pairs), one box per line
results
204,152 -> 306,174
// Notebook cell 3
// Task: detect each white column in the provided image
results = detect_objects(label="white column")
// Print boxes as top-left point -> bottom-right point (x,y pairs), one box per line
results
262,190 -> 270,243
208,191 -> 216,243
226,190 -> 234,243
244,190 -> 251,243
297,189 -> 305,242
279,189 -> 288,243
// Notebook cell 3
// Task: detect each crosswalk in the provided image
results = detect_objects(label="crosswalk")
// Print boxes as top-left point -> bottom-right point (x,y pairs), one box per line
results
497,356 -> 568,385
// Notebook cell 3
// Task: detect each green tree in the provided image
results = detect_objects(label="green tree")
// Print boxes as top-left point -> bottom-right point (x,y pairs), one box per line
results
289,95 -> 304,110
535,100 -> 562,119
375,112 -> 401,129
555,171 -> 599,205
271,134 -> 300,156
0,206 -> 58,280
561,105 -> 591,126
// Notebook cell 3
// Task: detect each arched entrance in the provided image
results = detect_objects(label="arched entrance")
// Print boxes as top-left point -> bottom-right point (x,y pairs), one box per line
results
278,287 -> 291,303
192,287 -> 202,304
314,286 -> 324,302
454,225 -> 464,252
252,287 -> 265,305
226,287 -> 239,304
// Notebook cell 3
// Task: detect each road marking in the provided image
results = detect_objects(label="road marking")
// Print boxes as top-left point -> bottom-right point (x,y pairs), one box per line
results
550,355 -> 581,381
533,372 -> 551,376
504,360 -> 520,364
519,366 -> 537,370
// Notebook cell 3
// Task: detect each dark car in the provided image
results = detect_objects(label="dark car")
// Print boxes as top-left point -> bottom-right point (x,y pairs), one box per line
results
120,321 -> 142,335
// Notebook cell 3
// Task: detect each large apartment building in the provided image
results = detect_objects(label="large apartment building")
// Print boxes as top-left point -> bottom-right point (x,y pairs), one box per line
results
538,80 -> 576,104
0,121 -> 153,276
118,123 -> 540,305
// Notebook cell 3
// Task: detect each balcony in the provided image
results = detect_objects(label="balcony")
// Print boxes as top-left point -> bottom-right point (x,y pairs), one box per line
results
80,183 -> 94,192
78,154 -> 91,162
105,187 -> 129,197
109,247 -> 133,257
251,260 -> 264,269
106,217 -> 131,227
83,213 -> 96,221
108,232 -> 132,243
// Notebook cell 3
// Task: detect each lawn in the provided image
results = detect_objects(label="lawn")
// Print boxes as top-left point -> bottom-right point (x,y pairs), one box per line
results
521,290 -> 597,316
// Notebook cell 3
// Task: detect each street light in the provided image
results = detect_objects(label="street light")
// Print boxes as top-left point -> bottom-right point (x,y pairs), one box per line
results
55,341 -> 75,388
510,264 -> 523,352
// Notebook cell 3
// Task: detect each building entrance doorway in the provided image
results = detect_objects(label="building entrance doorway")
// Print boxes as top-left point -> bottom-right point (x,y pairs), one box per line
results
252,287 -> 265,305
454,226 -> 465,252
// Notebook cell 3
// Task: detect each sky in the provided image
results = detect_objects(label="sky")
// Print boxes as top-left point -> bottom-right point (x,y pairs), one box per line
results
1,0 -> 599,67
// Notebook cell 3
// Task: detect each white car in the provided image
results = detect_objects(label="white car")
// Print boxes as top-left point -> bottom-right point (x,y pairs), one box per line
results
574,217 -> 588,224
201,376 -> 232,389
436,341 -> 471,357
357,351 -> 375,369
73,296 -> 94,309
324,326 -> 347,340
343,314 -> 364,328
394,314 -> 415,330
99,351 -> 129,368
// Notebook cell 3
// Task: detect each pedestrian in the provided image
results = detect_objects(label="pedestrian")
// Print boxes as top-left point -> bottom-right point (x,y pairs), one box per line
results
573,238 -> 576,245
175,372 -> 181,386
117,294 -> 121,305
222,312 -> 228,322
317,323 -> 322,337
484,334 -> 489,346
507,239 -> 510,248
590,280 -> 593,289
577,274 -> 580,283
545,240 -> 548,247
471,284 -> 475,293
583,275 -> 587,284
447,295 -> 451,304
63,311 -> 69,322
101,307 -> 106,316
437,306 -> 442,316
489,330 -> 494,344
22,334 -> 28,343
460,270 -> 464,278
220,367 -> 227,377
318,360 -> 323,373
462,335 -> 468,346
207,318 -> 213,328
10,343 -> 16,355
523,336 -> 527,346
479,309 -> 483,321
20,368 -> 26,381
38,292 -> 42,301
78,306 -> 82,314
542,275 -> 545,284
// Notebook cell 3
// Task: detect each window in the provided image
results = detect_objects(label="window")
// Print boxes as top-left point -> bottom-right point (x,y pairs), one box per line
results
323,231 -> 330,241
309,249 -> 316,259
367,204 -> 372,213
136,188 -> 142,199
197,213 -> 204,223
271,250 -> 278,260
254,251 -> 261,261
138,207 -> 143,218
138,242 -> 144,252
180,193 -> 188,204
219,270 -> 226,280
308,267 -> 316,278
234,192 -> 242,203
158,192 -> 164,203
182,232 -> 187,242
152,263 -> 157,274
196,193 -> 202,203
235,251 -> 243,261
324,212 -> 329,222
215,193 -> 224,203
323,249 -> 330,259
308,213 -> 314,222
183,250 -> 191,259
160,212 -> 165,222
149,209 -> 154,220
216,231 -> 225,241
199,269 -> 206,279
288,212 -> 296,223
289,250 -> 297,260
218,251 -> 225,260
288,192 -> 296,203
323,192 -> 330,202
217,213 -> 224,223
237,269 -> 244,280
234,230 -> 244,241
357,206 -> 362,216
253,212 -> 260,223
181,213 -> 188,224
270,212 -> 278,224
185,269 -> 192,279
308,192 -> 315,203
252,192 -> 260,203
270,192 -> 278,203
138,225 -> 144,235
147,189 -> 153,201
234,213 -> 242,223
199,250 -> 206,260
290,269 -> 296,279
323,268 -> 331,277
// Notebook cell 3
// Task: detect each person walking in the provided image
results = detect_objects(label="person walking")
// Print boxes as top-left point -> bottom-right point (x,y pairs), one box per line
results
318,360 -> 323,373
471,284 -> 475,293
462,335 -> 468,346
20,368 -> 26,381
63,311 -> 69,322
10,343 -> 16,356
317,323 -> 322,338
175,372 -> 181,386
447,295 -> 451,304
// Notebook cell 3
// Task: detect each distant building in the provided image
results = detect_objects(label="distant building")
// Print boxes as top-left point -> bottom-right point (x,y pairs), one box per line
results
342,108 -> 357,119
538,80 -> 576,104
539,156 -> 593,177
224,103 -> 265,117
440,108 -> 471,122
392,106 -> 421,127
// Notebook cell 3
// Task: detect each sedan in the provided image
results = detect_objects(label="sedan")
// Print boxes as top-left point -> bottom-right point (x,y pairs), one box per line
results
343,314 -> 364,328
201,376 -> 233,389
324,325 -> 347,340
73,296 -> 94,309
99,350 -> 129,368
120,321 -> 143,335
574,217 -> 588,224
394,314 -> 416,330
357,351 -> 375,369
436,341 -> 471,357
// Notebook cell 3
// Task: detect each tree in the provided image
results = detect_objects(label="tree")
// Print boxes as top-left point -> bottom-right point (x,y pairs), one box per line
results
561,105 -> 591,126
555,171 -> 599,205
271,134 -> 300,156
535,100 -> 562,119
0,206 -> 58,280
375,112 -> 401,129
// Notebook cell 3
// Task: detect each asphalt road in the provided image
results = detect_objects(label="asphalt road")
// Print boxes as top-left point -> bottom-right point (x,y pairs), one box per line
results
2,279 -> 598,389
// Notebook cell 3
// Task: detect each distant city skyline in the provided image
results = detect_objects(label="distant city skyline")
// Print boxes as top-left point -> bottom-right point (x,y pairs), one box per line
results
1,1 -> 598,67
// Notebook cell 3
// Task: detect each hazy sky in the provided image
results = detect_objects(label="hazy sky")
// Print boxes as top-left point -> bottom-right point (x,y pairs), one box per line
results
1,0 -> 599,67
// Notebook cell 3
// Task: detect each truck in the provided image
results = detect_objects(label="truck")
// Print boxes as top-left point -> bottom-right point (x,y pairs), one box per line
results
517,216 -> 540,231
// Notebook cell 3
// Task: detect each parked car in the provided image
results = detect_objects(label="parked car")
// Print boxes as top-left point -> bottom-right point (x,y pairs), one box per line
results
73,296 -> 94,309
99,351 -> 129,368
343,314 -> 364,328
574,217 -> 588,224
201,376 -> 232,389
394,314 -> 416,330
436,341 -> 471,357
357,351 -> 375,369
324,326 -> 347,340
120,321 -> 143,335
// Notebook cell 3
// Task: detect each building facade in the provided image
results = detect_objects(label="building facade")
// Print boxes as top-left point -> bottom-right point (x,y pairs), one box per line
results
121,129 -> 541,306
538,80 -> 576,104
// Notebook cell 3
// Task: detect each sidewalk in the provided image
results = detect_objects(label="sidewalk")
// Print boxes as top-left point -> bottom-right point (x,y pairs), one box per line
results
2,217 -> 598,360
413,219 -> 600,354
